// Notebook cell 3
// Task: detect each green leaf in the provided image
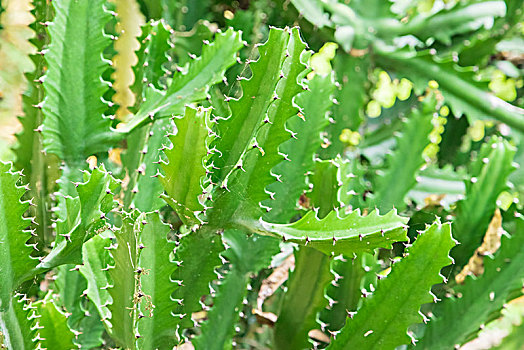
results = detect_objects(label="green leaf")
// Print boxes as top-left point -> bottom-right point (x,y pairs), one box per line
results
33,294 -> 76,349
243,209 -> 408,256
416,216 -> 524,349
209,27 -> 308,223
365,95 -> 436,212
14,0 -> 52,177
223,231 -> 280,283
274,246 -> 332,350
208,85 -> 231,119
136,212 -> 178,349
376,50 -> 524,132
274,156 -> 365,348
125,118 -> 173,212
337,154 -> 368,210
54,266 -> 105,349
107,214 -> 140,349
171,21 -> 217,67
264,73 -> 334,223
460,0 -> 524,67
320,253 -> 377,333
78,233 -> 113,333
309,155 -> 367,214
130,20 -> 172,110
322,0 -> 395,34
41,0 -> 119,164
37,166 -> 119,271
193,231 -> 279,350
308,160 -> 340,216
458,0 -> 523,66
358,99 -> 413,152
327,220 -> 455,349
318,158 -> 375,333
171,226 -> 225,332
16,60 -> 57,252
324,0 -> 506,45
165,0 -> 212,31
451,136 -> 516,270
86,214 -> 220,345
193,265 -> 246,350
120,28 -> 243,133
0,294 -> 37,350
160,106 -> 212,225
0,162 -> 35,311
210,27 -> 306,183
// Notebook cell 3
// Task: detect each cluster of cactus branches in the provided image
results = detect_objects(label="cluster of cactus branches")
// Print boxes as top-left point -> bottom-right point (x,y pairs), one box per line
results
0,0 -> 523,349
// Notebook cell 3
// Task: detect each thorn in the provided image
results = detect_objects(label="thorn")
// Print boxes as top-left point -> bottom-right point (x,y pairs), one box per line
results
33,102 -> 44,110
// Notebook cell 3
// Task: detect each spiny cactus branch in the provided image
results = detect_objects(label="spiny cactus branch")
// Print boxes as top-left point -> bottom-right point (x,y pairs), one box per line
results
242,209 -> 408,256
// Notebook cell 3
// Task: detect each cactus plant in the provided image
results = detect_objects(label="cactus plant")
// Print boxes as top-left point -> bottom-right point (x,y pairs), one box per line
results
0,0 -> 523,349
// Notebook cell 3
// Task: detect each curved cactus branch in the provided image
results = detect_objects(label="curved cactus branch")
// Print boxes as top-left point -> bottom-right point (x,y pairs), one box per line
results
451,137 -> 516,270
208,27 -> 309,223
193,230 -> 280,350
33,294 -> 76,349
36,166 -> 119,272
136,212 -> 178,349
0,162 -> 35,311
241,209 -> 408,256
0,294 -> 37,350
365,95 -> 436,212
41,0 -> 120,164
416,216 -> 524,349
327,220 -> 455,349
161,106 -> 213,226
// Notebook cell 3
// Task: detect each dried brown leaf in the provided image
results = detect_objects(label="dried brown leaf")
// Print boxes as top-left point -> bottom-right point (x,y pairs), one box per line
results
256,254 -> 295,310
456,209 -> 503,284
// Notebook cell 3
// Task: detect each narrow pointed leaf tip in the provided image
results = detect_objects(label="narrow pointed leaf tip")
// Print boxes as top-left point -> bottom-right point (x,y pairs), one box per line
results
327,220 -> 455,349
244,209 -> 409,255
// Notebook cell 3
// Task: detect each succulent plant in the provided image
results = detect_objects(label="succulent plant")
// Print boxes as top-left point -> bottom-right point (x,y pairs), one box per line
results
0,0 -> 523,349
